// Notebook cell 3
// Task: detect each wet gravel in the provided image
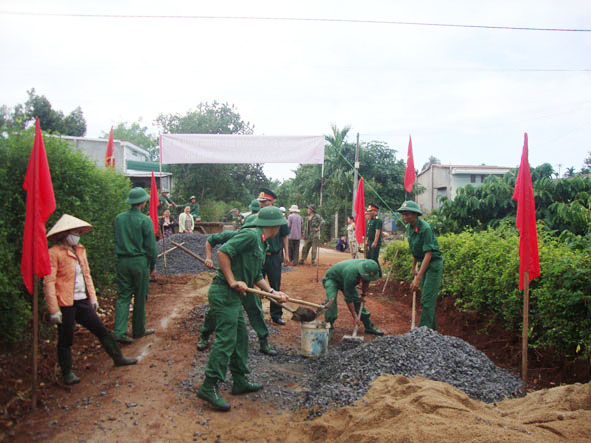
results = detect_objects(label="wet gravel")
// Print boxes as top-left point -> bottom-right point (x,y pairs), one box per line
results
181,322 -> 523,418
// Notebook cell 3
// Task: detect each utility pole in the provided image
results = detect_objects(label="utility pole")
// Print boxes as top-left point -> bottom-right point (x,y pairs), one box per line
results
352,133 -> 360,216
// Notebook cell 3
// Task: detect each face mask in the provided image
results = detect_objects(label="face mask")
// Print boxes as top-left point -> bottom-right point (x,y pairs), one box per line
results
66,233 -> 80,246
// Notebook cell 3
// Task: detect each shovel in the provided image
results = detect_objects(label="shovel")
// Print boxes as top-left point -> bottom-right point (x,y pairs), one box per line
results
245,288 -> 324,323
343,301 -> 365,343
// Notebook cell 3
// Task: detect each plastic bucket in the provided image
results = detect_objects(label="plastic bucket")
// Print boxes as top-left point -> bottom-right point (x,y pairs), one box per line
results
300,320 -> 331,358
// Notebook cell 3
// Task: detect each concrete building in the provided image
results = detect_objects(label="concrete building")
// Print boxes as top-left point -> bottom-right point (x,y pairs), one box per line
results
416,164 -> 511,214
57,135 -> 173,190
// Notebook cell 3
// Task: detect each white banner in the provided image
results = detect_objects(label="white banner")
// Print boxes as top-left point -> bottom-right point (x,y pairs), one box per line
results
160,134 -> 325,164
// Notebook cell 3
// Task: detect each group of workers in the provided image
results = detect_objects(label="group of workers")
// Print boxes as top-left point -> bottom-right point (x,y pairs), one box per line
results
42,182 -> 442,413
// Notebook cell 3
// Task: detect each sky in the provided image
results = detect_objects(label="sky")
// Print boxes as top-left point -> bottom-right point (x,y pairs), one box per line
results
1,0 -> 590,181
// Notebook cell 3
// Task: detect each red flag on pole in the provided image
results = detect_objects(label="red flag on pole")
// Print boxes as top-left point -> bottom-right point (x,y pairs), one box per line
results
105,127 -> 115,168
354,177 -> 366,245
149,172 -> 159,238
21,118 -> 56,294
404,135 -> 416,193
512,133 -> 540,290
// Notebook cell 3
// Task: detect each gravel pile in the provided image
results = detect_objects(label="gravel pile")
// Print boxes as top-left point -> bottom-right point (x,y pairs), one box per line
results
156,233 -> 218,274
181,325 -> 523,418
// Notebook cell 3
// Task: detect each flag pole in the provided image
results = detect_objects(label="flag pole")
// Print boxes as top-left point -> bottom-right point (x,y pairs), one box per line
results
159,137 -> 166,275
32,276 -> 38,410
522,271 -> 529,390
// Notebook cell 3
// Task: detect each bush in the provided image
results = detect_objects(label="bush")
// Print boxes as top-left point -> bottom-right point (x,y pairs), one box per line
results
0,129 -> 130,345
382,225 -> 591,358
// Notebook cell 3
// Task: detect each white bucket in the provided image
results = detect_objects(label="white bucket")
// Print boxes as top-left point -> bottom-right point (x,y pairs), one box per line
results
300,320 -> 331,358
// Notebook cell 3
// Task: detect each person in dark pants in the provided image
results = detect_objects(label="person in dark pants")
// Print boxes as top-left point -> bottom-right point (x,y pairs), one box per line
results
398,201 -> 443,330
257,188 -> 290,325
365,204 -> 383,277
113,187 -> 158,344
287,205 -> 302,265
44,214 -> 137,385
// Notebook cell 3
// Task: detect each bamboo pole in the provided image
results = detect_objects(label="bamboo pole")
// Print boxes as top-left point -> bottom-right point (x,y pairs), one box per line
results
157,242 -> 185,258
522,271 -> 529,390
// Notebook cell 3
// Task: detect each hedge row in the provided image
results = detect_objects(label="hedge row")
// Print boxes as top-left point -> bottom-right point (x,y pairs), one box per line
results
0,129 -> 130,345
382,225 -> 591,359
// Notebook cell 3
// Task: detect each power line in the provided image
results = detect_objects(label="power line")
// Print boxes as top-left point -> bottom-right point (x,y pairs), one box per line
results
1,10 -> 590,32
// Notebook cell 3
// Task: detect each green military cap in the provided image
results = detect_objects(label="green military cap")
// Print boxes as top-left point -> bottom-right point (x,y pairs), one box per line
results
253,206 -> 287,227
126,187 -> 150,205
397,200 -> 422,216
358,260 -> 380,281
248,199 -> 260,212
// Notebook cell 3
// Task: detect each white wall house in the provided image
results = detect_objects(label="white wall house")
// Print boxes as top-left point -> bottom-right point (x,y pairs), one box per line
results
58,135 -> 173,190
416,164 -> 511,214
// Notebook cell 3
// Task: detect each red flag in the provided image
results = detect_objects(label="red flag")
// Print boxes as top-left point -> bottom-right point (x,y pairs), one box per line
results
512,133 -> 540,290
149,172 -> 159,237
105,127 -> 115,168
354,177 -> 366,245
404,135 -> 416,193
21,118 -> 56,294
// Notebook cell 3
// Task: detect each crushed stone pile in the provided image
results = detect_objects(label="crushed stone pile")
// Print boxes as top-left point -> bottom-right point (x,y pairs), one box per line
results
182,324 -> 523,418
156,233 -> 218,275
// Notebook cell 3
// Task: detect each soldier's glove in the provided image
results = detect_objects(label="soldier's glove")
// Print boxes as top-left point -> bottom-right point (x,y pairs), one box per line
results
50,311 -> 62,325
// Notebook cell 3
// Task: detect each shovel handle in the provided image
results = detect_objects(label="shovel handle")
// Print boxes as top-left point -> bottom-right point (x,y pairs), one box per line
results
245,287 -> 324,309
171,241 -> 208,264
411,291 -> 416,329
352,301 -> 364,337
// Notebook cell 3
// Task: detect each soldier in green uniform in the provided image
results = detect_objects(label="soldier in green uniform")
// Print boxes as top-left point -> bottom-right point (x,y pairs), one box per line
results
243,199 -> 260,225
398,201 -> 443,330
229,208 -> 244,230
299,204 -> 323,265
198,224 -> 278,356
196,206 -> 288,411
257,188 -> 290,325
184,195 -> 201,221
322,259 -> 384,336
158,190 -> 177,215
365,204 -> 383,277
113,187 -> 158,344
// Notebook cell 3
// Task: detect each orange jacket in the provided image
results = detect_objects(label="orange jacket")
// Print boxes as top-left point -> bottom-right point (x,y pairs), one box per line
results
43,244 -> 97,314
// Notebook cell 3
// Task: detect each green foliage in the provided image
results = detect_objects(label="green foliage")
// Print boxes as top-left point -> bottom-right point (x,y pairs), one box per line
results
198,199 -> 246,222
102,120 -> 158,161
1,88 -> 87,136
0,129 -> 130,345
382,226 -> 591,358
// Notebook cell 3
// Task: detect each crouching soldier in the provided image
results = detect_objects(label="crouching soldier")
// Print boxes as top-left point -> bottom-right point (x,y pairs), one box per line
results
323,259 -> 385,338
197,206 -> 288,411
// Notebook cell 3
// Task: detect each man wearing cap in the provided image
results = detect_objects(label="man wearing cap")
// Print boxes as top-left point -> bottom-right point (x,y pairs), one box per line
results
257,188 -> 290,325
299,204 -> 323,265
158,190 -> 177,215
184,196 -> 201,221
398,201 -> 443,330
365,204 -> 383,277
243,199 -> 260,225
287,205 -> 302,266
113,187 -> 158,344
322,258 -> 384,336
197,206 -> 289,411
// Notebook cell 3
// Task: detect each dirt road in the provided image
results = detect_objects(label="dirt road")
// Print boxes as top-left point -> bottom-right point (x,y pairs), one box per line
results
6,249 -> 591,442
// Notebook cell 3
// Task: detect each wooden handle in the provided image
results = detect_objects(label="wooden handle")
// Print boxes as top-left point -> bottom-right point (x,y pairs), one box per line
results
352,301 -> 364,337
411,291 -> 416,329
171,241 -> 208,264
245,287 -> 324,309
158,241 -> 185,258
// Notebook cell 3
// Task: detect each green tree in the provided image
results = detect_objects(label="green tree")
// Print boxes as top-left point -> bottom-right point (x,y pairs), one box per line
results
102,120 -> 159,161
421,155 -> 441,172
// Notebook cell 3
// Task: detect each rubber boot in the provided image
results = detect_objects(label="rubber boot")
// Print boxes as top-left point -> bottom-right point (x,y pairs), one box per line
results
197,377 -> 230,411
231,374 -> 263,395
99,334 -> 138,366
259,338 -> 277,356
57,346 -> 80,385
362,313 -> 384,336
197,333 -> 210,352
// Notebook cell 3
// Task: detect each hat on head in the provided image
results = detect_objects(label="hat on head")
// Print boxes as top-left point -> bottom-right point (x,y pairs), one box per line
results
248,199 -> 260,212
307,204 -> 316,212
253,206 -> 288,227
397,201 -> 422,215
190,195 -> 197,200
358,260 -> 380,281
161,189 -> 169,194
367,204 -> 379,212
257,187 -> 277,202
126,187 -> 150,205
279,206 -> 286,213
47,214 -> 93,240
289,205 -> 300,213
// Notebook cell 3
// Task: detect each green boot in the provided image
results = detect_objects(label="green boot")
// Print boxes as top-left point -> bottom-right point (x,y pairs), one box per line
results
259,338 -> 277,356
99,334 -> 138,366
231,374 -> 263,395
57,347 -> 80,385
197,377 -> 230,411
197,333 -> 211,352
362,314 -> 384,336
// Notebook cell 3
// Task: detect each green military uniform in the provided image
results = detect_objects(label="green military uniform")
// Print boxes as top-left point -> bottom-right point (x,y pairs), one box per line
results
114,193 -> 158,340
232,213 -> 244,230
158,194 -> 175,215
300,212 -> 322,264
365,216 -> 383,277
322,259 -> 383,335
244,199 -> 260,226
407,218 -> 443,330
262,223 -> 289,322
185,200 -> 200,219
199,231 -> 271,346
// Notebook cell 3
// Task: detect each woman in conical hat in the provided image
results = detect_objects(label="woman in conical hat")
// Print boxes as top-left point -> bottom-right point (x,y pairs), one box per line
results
44,214 -> 137,386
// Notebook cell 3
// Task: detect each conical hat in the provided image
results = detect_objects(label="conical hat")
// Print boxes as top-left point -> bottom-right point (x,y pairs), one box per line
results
47,214 -> 93,239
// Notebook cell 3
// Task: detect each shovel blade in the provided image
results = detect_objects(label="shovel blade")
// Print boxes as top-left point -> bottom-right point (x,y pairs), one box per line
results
291,307 -> 316,323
